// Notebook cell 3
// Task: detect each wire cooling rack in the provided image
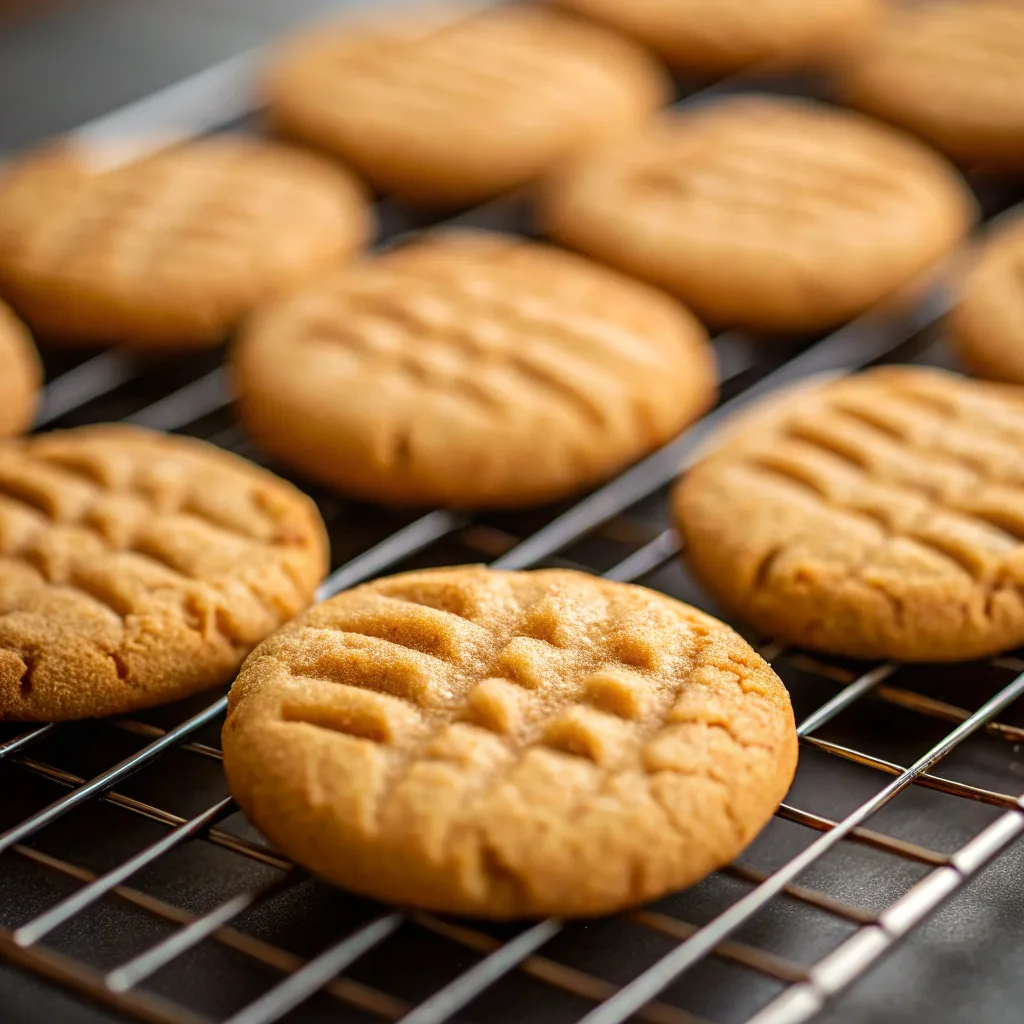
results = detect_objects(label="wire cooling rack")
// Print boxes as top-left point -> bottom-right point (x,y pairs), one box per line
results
3,17 -> 1024,1024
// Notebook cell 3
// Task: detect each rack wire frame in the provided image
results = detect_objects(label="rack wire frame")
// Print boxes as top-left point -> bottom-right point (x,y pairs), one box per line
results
3,14 -> 1024,1024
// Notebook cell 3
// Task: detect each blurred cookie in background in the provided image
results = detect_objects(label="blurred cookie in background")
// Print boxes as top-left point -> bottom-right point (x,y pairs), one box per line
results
950,214 -> 1024,384
541,95 -> 976,333
837,0 -> 1024,170
0,137 -> 372,349
553,0 -> 879,76
263,4 -> 670,206
0,299 -> 39,436
233,231 -> 716,509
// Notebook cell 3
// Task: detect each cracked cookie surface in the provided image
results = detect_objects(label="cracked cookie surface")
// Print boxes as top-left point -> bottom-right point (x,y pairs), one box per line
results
553,0 -> 878,75
222,566 -> 796,917
0,136 -> 372,349
0,425 -> 328,721
674,367 -> 1024,661
837,0 -> 1024,170
541,95 -> 974,332
950,214 -> 1024,385
232,231 -> 716,508
263,4 -> 669,204
0,300 -> 39,437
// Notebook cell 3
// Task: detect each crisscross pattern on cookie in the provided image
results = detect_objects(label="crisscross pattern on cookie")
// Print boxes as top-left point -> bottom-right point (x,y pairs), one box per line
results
272,7 -> 651,138
223,568 -> 796,916
621,100 -> 947,233
675,367 -> 1024,660
0,426 -> 326,721
234,233 -> 713,507
0,137 -> 368,345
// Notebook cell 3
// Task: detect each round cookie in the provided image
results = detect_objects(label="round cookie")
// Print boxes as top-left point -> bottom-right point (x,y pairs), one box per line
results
950,215 -> 1024,385
233,231 -> 716,509
837,0 -> 1024,171
0,136 -> 372,349
0,300 -> 40,437
0,425 -> 328,721
263,4 -> 669,205
553,0 -> 879,76
542,95 -> 976,333
673,366 -> 1024,662
222,566 -> 798,918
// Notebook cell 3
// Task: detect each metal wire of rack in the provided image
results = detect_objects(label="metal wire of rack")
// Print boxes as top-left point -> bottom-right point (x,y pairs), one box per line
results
3,16 -> 1024,1024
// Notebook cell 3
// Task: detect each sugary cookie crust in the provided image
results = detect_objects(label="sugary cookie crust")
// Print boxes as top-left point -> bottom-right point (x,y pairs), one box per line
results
222,566 -> 797,918
233,231 -> 716,508
542,95 -> 975,332
264,4 -> 669,204
0,425 -> 328,721
674,367 -> 1024,661
0,136 -> 372,348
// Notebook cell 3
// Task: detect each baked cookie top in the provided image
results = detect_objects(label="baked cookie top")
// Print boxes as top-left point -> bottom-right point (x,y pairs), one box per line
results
263,4 -> 669,204
674,367 -> 1024,661
837,0 -> 1024,170
553,0 -> 879,75
222,566 -> 797,918
950,215 -> 1024,385
0,426 -> 328,721
541,95 -> 975,332
0,136 -> 372,348
233,231 -> 716,509
0,300 -> 40,438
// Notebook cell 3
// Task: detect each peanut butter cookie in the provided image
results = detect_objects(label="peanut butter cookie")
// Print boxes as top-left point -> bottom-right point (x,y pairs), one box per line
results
264,4 -> 669,205
542,96 -> 975,332
950,215 -> 1024,385
0,300 -> 40,437
0,425 -> 328,721
837,0 -> 1024,170
233,231 -> 716,509
222,566 -> 797,918
553,0 -> 879,76
674,367 -> 1024,661
0,137 -> 372,349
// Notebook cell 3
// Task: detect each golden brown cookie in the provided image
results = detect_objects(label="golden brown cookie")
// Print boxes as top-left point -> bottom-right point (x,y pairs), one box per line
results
0,425 -> 328,721
0,300 -> 40,437
0,137 -> 372,349
673,367 -> 1024,662
949,215 -> 1024,385
542,95 -> 976,333
553,0 -> 879,76
222,566 -> 797,918
837,0 -> 1024,171
233,231 -> 716,509
263,4 -> 669,205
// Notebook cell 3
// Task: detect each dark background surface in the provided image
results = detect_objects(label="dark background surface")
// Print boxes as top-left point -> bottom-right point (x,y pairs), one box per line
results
1,3 -> 1024,1023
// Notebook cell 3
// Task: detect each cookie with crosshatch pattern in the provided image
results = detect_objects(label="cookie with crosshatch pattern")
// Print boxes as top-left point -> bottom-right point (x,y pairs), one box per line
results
836,0 -> 1024,171
541,95 -> 975,333
0,136 -> 372,349
0,425 -> 328,722
0,299 -> 40,438
552,0 -> 879,75
673,366 -> 1024,662
232,230 -> 716,509
222,566 -> 798,917
262,3 -> 670,205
